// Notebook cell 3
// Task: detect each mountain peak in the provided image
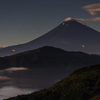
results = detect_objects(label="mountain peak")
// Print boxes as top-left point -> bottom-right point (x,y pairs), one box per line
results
64,17 -> 85,25
64,17 -> 75,22
0,17 -> 100,56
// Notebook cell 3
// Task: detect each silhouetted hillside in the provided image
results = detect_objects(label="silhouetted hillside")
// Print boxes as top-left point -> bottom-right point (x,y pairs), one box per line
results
0,57 -> 10,70
4,64 -> 100,100
2,46 -> 100,70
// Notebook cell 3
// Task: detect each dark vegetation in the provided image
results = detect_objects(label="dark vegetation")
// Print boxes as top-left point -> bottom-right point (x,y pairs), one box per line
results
0,46 -> 100,70
4,64 -> 100,100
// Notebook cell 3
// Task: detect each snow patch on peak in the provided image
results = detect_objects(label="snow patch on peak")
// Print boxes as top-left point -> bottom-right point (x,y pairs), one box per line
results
64,17 -> 86,25
64,17 -> 74,21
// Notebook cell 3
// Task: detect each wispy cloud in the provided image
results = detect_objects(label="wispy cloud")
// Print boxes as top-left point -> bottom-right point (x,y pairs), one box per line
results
76,17 -> 100,23
65,3 -> 100,24
64,17 -> 100,23
0,67 -> 29,73
5,67 -> 29,71
82,3 -> 100,15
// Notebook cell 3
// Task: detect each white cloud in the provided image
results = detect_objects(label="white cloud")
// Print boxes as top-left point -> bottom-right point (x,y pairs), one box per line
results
76,17 -> 100,23
0,67 -> 29,73
5,67 -> 29,71
65,3 -> 100,24
82,3 -> 100,15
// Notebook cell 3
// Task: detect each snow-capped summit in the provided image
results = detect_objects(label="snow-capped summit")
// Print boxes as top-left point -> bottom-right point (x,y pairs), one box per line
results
64,17 -> 75,21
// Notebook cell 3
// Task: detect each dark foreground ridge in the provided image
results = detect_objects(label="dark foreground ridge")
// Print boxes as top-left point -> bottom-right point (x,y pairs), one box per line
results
0,46 -> 100,70
4,64 -> 100,100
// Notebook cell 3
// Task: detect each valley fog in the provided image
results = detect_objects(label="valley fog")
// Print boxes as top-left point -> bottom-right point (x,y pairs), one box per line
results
0,67 -> 74,100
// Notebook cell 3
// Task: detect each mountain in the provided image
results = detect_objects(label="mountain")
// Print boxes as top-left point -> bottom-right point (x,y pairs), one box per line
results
1,18 -> 100,56
4,64 -> 100,100
0,46 -> 100,70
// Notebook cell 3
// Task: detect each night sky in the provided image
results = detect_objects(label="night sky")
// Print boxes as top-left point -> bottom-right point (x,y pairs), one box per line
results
0,0 -> 100,47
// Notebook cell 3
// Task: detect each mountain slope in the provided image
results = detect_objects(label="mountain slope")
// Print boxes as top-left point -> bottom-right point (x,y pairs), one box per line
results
1,19 -> 100,56
4,64 -> 100,100
2,46 -> 100,70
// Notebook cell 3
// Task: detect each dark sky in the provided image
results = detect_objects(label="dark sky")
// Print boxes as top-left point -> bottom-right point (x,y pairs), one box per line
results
0,0 -> 100,47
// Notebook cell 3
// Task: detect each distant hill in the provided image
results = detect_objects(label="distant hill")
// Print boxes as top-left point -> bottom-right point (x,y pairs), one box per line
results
1,46 -> 100,70
1,19 -> 100,56
4,64 -> 100,100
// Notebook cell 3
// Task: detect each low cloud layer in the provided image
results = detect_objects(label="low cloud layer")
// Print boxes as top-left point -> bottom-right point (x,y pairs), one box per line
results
0,76 -> 11,80
82,3 -> 100,15
5,67 -> 29,71
0,67 -> 29,73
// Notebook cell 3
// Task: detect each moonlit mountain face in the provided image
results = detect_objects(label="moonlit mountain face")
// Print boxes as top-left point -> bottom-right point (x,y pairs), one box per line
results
1,19 -> 100,56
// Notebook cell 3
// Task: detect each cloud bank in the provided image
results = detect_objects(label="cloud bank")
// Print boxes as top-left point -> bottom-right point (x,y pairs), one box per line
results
82,3 -> 100,15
